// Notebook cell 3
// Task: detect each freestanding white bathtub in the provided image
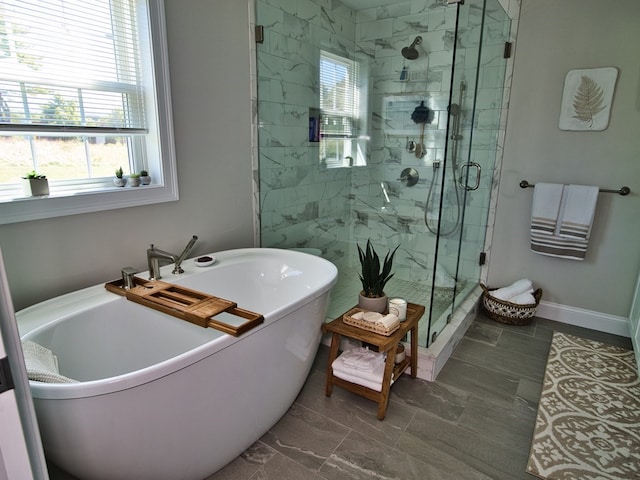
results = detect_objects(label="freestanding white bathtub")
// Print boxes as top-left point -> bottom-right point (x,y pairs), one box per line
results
17,248 -> 337,480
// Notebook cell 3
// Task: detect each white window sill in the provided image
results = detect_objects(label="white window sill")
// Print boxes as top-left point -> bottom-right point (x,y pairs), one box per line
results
0,181 -> 178,224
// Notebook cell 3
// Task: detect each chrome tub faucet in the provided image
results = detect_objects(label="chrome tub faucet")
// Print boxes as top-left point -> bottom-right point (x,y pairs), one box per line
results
147,235 -> 198,280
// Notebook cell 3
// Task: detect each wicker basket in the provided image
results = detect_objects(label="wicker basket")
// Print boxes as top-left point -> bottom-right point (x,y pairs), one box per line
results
480,283 -> 542,326
342,308 -> 400,336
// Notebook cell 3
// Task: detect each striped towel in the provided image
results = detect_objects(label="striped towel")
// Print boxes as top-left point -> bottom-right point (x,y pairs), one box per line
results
530,232 -> 589,260
530,184 -> 598,261
558,185 -> 599,240
531,183 -> 564,235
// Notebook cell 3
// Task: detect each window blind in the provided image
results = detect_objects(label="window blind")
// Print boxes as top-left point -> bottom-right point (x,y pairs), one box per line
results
319,51 -> 358,138
0,0 -> 146,134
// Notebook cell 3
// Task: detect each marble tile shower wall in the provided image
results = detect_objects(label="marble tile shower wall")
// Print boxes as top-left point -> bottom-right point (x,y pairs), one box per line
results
255,0 -> 516,288
256,0 -> 358,268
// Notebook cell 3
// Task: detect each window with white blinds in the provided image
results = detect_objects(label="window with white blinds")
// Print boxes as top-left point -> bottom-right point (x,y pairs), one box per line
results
0,0 -> 146,134
0,0 -> 178,224
319,51 -> 358,139
319,51 -> 360,169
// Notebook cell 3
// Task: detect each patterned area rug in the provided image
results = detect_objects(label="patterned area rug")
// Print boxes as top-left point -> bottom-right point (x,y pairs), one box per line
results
527,332 -> 640,479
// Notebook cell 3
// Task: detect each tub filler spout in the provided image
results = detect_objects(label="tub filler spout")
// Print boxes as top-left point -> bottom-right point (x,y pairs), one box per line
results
147,235 -> 198,280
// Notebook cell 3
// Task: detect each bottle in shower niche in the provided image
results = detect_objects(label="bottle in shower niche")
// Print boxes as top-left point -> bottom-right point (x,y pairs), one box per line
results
399,66 -> 409,81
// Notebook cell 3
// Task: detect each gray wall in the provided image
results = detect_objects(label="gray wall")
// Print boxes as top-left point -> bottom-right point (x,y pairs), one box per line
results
489,0 -> 640,317
0,0 -> 256,310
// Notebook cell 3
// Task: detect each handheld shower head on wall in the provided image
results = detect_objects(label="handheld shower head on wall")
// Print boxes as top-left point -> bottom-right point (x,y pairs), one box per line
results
401,36 -> 422,60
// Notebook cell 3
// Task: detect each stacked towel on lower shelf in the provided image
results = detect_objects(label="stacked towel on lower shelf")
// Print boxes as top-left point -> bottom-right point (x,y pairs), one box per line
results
331,347 -> 387,392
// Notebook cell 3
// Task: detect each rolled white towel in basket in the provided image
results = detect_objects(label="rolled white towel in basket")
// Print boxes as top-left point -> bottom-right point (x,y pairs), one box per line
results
351,311 -> 399,331
490,279 -> 533,301
509,292 -> 537,305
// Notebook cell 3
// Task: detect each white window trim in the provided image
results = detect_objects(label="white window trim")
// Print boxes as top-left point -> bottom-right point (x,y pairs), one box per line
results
0,0 -> 178,225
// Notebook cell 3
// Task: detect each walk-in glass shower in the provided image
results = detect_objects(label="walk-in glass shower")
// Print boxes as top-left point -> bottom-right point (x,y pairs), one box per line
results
255,0 -> 511,348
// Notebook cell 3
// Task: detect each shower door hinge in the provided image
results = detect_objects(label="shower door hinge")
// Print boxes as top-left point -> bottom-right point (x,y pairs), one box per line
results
503,42 -> 512,59
479,252 -> 486,266
255,25 -> 264,44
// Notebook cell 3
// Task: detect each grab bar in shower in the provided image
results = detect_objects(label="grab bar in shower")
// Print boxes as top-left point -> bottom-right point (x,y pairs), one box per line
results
519,180 -> 631,196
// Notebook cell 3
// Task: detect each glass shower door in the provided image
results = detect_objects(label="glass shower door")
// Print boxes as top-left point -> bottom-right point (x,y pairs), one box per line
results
432,0 -> 512,339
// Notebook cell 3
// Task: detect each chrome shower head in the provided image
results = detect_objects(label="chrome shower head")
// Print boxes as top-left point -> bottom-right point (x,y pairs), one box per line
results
401,36 -> 422,60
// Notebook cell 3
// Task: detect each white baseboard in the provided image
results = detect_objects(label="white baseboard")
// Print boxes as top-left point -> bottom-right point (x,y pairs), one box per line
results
536,301 -> 630,338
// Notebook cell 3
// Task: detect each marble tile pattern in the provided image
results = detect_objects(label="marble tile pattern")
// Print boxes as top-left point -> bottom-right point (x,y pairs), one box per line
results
253,0 -> 517,342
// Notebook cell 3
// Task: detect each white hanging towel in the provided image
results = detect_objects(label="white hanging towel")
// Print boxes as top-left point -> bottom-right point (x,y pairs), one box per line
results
530,183 -> 564,236
558,185 -> 599,240
530,184 -> 598,261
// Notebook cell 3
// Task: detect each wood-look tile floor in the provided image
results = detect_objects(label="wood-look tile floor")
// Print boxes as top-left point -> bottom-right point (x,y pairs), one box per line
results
49,313 -> 632,480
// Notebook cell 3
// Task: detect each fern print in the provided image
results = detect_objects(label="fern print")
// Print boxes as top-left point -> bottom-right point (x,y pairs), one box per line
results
572,75 -> 605,127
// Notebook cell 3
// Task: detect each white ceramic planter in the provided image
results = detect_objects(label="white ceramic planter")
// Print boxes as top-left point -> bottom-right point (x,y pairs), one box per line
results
22,178 -> 49,196
358,293 -> 388,313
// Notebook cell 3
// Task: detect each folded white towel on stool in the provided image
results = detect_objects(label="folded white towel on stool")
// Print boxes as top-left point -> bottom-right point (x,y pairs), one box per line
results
340,347 -> 385,372
490,279 -> 533,301
332,349 -> 387,392
531,183 -> 564,236
22,340 -> 77,383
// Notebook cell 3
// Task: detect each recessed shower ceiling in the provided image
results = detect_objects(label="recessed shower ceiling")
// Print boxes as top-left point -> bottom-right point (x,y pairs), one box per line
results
339,0 -> 391,10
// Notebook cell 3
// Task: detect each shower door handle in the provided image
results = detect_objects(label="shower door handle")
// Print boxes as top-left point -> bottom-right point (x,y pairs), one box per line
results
459,162 -> 481,191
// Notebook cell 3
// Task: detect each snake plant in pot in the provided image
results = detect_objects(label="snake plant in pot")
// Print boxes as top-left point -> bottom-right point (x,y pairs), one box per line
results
357,239 -> 399,313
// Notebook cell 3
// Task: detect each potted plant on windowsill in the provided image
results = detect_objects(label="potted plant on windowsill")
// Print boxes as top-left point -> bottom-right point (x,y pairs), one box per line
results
357,239 -> 399,313
22,171 -> 49,196
139,170 -> 151,185
113,167 -> 126,187
128,173 -> 141,187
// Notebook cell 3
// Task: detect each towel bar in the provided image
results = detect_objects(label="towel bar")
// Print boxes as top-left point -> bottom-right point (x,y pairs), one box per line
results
519,180 -> 630,196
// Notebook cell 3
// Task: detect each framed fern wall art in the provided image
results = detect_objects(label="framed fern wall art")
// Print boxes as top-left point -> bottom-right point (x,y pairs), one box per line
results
559,67 -> 618,131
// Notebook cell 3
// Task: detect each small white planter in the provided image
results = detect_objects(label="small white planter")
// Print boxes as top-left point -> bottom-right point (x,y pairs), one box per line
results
140,175 -> 151,185
22,178 -> 49,196
113,177 -> 127,187
128,176 -> 141,187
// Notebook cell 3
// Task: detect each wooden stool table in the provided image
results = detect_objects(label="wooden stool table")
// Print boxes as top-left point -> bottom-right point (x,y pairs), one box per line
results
321,302 -> 425,420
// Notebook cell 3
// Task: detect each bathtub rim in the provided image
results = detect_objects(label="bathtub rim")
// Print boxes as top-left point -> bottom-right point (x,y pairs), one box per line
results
17,247 -> 337,400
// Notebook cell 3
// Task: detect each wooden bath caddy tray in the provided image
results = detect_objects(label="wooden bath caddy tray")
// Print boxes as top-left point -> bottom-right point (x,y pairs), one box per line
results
105,277 -> 263,336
